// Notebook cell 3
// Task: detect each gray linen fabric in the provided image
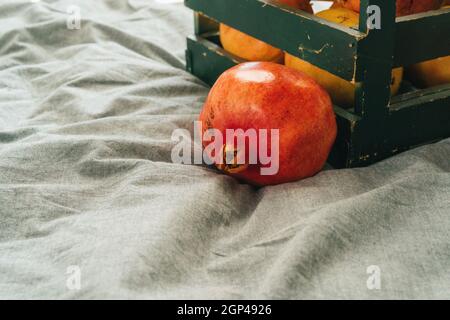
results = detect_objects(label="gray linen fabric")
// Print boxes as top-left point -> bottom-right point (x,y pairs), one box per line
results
0,0 -> 449,299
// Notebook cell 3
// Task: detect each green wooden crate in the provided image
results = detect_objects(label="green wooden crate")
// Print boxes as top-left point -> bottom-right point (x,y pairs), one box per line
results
184,0 -> 450,168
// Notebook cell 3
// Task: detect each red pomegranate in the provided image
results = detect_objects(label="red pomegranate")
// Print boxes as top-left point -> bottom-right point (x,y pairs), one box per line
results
278,0 -> 313,12
199,62 -> 337,186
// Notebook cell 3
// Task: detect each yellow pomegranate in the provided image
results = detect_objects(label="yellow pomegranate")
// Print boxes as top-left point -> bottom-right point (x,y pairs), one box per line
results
407,56 -> 450,88
219,0 -> 313,63
407,5 -> 450,88
219,24 -> 285,63
285,8 -> 404,107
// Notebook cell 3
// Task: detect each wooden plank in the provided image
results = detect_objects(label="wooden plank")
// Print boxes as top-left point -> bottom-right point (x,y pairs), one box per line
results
351,0 -> 396,165
333,88 -> 450,168
347,86 -> 450,167
388,86 -> 450,154
186,35 -> 245,86
394,8 -> 450,67
328,108 -> 362,168
194,12 -> 219,35
354,0 -> 396,118
390,83 -> 450,106
185,0 -> 365,81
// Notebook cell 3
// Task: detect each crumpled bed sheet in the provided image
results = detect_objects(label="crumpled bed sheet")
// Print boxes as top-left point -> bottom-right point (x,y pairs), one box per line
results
0,0 -> 449,299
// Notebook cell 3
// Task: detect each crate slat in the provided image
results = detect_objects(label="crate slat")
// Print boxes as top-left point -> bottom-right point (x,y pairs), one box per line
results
185,0 -> 365,81
394,8 -> 450,66
194,12 -> 219,35
186,35 -> 244,86
388,85 -> 450,151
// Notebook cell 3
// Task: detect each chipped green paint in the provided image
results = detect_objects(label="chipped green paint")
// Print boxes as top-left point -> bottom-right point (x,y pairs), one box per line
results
185,0 -> 365,81
394,8 -> 450,66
